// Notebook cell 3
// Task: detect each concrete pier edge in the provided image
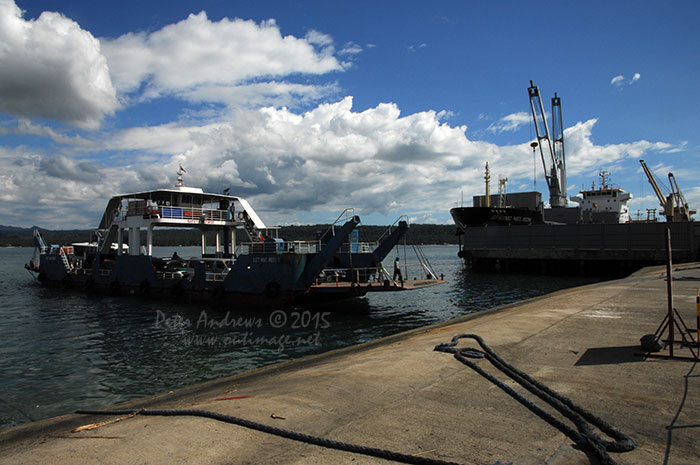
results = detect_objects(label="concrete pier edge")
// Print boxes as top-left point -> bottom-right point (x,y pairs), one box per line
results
2,262 -> 699,464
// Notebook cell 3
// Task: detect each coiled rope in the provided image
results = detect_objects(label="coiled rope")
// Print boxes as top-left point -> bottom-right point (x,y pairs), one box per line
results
434,334 -> 636,465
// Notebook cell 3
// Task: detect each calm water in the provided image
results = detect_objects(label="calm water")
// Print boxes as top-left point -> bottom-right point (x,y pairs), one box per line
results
0,246 -> 601,429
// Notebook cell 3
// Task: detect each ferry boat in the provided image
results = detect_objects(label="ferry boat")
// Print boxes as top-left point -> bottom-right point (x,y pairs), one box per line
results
27,167 -> 444,306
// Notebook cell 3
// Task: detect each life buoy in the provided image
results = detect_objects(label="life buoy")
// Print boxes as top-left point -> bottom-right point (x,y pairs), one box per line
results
264,282 -> 281,299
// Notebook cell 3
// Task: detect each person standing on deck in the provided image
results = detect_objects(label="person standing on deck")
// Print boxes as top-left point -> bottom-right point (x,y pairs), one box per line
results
393,256 -> 403,282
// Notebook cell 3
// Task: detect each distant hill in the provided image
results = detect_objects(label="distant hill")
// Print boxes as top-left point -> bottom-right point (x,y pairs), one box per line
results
0,225 -> 46,232
0,223 -> 459,247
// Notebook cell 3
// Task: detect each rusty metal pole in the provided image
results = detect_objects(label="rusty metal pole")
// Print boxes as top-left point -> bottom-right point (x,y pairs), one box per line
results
696,289 -> 699,344
665,228 -> 674,357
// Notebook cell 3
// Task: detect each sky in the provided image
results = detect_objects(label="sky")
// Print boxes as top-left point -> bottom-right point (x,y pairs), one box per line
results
1,0 -> 699,229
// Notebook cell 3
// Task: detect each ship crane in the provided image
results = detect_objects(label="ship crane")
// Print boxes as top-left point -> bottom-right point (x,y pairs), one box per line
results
668,172 -> 696,221
528,81 -> 567,208
639,159 -> 695,222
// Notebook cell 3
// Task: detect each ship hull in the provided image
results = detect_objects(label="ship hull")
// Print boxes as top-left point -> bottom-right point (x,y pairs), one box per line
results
454,220 -> 700,276
450,206 -> 544,228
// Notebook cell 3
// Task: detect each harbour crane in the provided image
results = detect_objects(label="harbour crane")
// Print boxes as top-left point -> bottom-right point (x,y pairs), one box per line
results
528,81 -> 567,208
639,159 -> 695,222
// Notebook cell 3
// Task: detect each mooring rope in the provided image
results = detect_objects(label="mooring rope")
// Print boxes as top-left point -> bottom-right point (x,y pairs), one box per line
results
75,333 -> 634,465
76,408 -> 466,465
434,334 -> 636,465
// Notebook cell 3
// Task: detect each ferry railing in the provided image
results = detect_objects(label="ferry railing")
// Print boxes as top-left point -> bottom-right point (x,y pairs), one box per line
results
238,240 -> 321,255
315,266 -> 383,286
156,271 -> 185,281
317,208 -> 357,244
58,247 -> 73,271
314,264 -> 437,286
375,215 -> 409,245
336,241 -> 376,254
159,206 -> 229,221
205,272 -> 228,282
117,204 -> 231,222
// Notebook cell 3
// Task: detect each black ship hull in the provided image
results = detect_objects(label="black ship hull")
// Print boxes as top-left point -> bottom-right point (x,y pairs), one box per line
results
450,206 -> 544,228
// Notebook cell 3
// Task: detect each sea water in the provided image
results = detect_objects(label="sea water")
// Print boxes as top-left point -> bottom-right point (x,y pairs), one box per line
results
0,245 -> 600,429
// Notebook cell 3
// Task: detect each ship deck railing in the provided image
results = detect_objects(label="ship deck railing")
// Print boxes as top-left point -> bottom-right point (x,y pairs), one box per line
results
156,271 -> 185,281
238,240 -> 376,255
116,205 -> 231,222
205,272 -> 228,282
238,240 -> 320,255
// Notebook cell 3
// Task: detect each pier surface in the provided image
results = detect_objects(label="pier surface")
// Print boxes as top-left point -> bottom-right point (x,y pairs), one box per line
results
2,264 -> 700,464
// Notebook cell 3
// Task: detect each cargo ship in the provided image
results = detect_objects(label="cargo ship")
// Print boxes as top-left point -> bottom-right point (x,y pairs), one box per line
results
451,82 -> 699,276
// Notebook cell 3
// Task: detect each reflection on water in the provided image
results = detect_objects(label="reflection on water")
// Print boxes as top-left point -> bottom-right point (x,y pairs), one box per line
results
0,246 -> 601,428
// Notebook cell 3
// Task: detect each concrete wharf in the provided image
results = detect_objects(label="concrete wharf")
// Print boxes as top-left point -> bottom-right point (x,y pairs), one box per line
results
2,263 -> 699,464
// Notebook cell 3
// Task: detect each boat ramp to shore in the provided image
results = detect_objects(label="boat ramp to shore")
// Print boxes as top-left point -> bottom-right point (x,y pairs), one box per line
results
2,263 -> 700,464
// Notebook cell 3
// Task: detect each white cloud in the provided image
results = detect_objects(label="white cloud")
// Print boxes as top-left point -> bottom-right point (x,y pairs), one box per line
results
487,112 -> 530,133
611,75 -> 625,86
0,98 -> 680,229
0,0 -> 118,129
101,12 -> 344,105
304,29 -> 334,47
564,118 -> 673,174
339,42 -> 363,55
184,81 -> 341,109
408,43 -> 427,52
611,73 -> 641,87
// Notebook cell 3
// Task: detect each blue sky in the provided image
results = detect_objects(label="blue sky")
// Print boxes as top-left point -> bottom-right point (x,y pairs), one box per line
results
1,0 -> 699,228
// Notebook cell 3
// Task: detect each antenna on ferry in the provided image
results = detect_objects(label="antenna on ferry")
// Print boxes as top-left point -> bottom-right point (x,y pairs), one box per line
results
176,164 -> 186,187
